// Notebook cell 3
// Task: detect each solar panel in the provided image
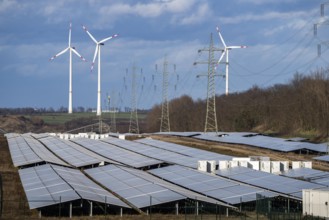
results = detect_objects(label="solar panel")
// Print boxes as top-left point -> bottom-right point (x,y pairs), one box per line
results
85,165 -> 186,208
72,138 -> 162,168
39,136 -> 109,167
51,165 -> 129,207
19,164 -> 129,209
7,135 -> 43,167
102,137 -> 200,168
23,136 -> 69,167
314,155 -> 329,162
154,132 -> 202,137
149,165 -> 277,205
19,165 -> 81,209
216,166 -> 326,199
136,138 -> 232,162
118,166 -> 232,207
193,132 -> 327,153
281,167 -> 329,186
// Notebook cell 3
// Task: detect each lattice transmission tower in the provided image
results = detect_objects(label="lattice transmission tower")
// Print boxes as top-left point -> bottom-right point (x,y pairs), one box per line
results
129,65 -> 140,134
314,2 -> 329,57
160,58 -> 170,132
110,92 -> 117,133
157,57 -> 176,132
194,33 -> 223,133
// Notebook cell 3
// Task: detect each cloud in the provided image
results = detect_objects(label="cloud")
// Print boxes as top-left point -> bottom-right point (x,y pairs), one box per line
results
219,10 -> 311,24
0,0 -> 17,13
177,3 -> 210,25
99,0 -> 195,18
236,0 -> 296,5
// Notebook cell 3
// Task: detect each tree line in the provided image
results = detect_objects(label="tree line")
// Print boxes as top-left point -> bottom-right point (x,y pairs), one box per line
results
145,68 -> 329,140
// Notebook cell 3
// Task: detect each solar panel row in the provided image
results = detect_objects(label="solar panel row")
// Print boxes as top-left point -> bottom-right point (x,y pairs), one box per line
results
193,133 -> 327,153
136,138 -> 232,162
6,134 -> 69,167
86,165 -> 186,208
281,167 -> 329,186
102,137 -> 201,168
72,138 -> 162,168
216,166 -> 326,199
19,164 -> 130,209
39,136 -> 111,168
149,165 -> 277,205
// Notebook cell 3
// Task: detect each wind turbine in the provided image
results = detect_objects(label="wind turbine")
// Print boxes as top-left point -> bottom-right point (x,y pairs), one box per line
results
215,26 -> 247,95
82,25 -> 118,116
49,22 -> 86,114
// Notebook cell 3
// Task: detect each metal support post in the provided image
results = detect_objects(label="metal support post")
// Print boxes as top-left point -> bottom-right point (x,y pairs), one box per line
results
89,201 -> 93,217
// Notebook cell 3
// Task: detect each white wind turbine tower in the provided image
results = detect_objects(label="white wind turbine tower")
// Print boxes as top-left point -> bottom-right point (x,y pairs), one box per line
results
215,26 -> 247,95
49,22 -> 87,114
82,25 -> 118,116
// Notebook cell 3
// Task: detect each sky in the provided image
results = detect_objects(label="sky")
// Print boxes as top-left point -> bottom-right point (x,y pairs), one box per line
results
1,0 -> 329,111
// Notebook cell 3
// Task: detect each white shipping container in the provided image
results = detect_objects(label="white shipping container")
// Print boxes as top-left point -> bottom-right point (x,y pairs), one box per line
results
239,161 -> 248,168
233,157 -> 251,162
260,161 -> 271,173
249,156 -> 270,161
248,161 -> 260,170
229,160 -> 239,168
303,189 -> 329,218
271,161 -> 281,173
280,161 -> 289,172
219,161 -> 229,170
302,161 -> 312,169
198,160 -> 207,172
207,160 -> 217,173
292,161 -> 301,169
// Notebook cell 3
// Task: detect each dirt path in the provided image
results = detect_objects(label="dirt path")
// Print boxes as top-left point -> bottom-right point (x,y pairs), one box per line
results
149,135 -> 329,172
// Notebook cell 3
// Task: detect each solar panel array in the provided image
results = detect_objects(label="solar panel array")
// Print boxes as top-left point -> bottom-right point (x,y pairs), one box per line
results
192,132 -> 327,153
7,135 -> 43,167
137,138 -> 232,161
39,136 -> 110,167
314,155 -> 329,162
19,164 -> 129,209
153,132 -> 202,137
6,135 -> 68,167
51,165 -> 129,207
19,164 -> 81,209
121,166 -> 229,206
102,137 -> 201,168
149,165 -> 277,205
281,167 -> 329,186
72,138 -> 162,168
216,166 -> 326,199
85,165 -> 186,208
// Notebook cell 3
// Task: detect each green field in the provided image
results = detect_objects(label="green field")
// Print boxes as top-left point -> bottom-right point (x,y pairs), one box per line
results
29,112 -> 147,125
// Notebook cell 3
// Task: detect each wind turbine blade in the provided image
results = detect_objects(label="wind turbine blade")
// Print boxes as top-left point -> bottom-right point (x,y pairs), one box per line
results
99,34 -> 119,44
82,25 -> 98,44
68,22 -> 72,47
227,46 -> 247,49
71,48 -> 87,62
91,45 -> 99,71
214,51 -> 226,70
49,47 -> 69,61
216,26 -> 227,48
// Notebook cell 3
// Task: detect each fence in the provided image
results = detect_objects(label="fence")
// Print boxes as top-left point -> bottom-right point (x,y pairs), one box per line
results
0,195 -> 327,219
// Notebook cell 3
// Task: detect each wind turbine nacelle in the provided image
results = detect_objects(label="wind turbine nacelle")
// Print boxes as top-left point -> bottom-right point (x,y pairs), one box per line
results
100,43 -> 105,46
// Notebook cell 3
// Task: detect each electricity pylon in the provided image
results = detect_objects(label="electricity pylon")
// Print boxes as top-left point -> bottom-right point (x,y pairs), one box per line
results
160,57 -> 170,132
110,92 -> 117,133
315,2 -> 329,56
194,33 -> 223,133
129,65 -> 140,134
